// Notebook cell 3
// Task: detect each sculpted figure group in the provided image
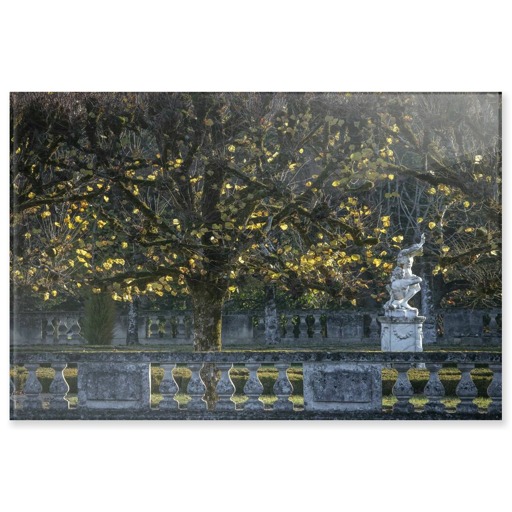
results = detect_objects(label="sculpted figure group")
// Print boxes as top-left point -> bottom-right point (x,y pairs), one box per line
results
384,233 -> 425,316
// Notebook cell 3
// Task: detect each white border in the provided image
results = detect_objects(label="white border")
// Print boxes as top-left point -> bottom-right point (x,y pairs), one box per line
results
1,2 -> 509,511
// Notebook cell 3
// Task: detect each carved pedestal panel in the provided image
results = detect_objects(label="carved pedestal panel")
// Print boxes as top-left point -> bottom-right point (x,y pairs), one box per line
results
77,362 -> 150,410
303,363 -> 382,412
378,316 -> 425,352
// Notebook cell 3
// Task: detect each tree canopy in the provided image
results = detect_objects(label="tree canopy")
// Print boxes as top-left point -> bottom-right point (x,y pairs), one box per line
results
10,92 -> 501,349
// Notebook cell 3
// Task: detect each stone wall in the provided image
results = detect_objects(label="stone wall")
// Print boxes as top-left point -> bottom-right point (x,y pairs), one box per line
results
10,350 -> 502,420
10,308 -> 501,346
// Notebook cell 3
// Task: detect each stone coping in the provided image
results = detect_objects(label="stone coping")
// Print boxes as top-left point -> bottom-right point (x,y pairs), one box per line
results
10,408 -> 502,421
10,349 -> 502,365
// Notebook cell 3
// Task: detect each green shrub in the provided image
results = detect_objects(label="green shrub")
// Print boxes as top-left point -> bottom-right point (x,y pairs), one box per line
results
81,291 -> 116,345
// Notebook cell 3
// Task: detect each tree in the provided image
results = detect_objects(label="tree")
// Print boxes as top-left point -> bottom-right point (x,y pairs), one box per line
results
11,92 -> 394,350
364,93 -> 502,308
11,92 -> 500,352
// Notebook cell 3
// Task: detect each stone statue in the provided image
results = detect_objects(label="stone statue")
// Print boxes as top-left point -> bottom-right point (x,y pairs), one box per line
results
384,234 -> 425,317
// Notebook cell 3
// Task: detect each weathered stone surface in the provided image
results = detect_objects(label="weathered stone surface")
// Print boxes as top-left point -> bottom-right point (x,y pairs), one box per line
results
379,316 -> 425,352
77,362 -> 150,410
10,349 -> 502,366
303,363 -> 382,412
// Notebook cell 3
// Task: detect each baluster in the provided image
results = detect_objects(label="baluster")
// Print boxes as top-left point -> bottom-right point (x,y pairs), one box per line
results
10,365 -> 16,408
49,363 -> 69,410
215,363 -> 235,411
456,364 -> 478,414
312,314 -> 322,340
300,315 -> 309,339
69,317 -> 81,342
423,364 -> 445,413
243,363 -> 264,410
369,314 -> 379,341
281,315 -> 293,339
487,364 -> 502,415
488,313 -> 499,337
174,315 -> 182,338
57,318 -> 68,343
23,363 -> 43,409
148,317 -> 160,339
184,316 -> 192,340
273,363 -> 294,411
186,363 -> 206,410
392,363 -> 414,413
159,363 -> 179,410
45,319 -> 55,344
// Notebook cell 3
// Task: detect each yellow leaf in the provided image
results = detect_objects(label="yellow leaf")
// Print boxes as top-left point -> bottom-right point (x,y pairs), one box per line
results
41,211 -> 51,219
43,292 -> 50,301
463,201 -> 470,208
51,290 -> 57,297
92,287 -> 102,294
305,181 -> 312,187
227,145 -> 236,153
373,258 -> 382,267
441,246 -> 450,253
228,286 -> 237,293
103,195 -> 109,202
427,187 -> 436,195
417,217 -> 424,223
388,174 -> 394,180
122,242 -> 128,249
428,222 -> 436,230
279,223 -> 288,231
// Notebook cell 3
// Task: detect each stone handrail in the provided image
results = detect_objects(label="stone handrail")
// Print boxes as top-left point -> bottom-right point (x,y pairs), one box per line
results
10,350 -> 502,420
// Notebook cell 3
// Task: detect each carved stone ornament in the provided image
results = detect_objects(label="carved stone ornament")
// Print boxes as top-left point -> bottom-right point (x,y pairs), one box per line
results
384,234 -> 425,318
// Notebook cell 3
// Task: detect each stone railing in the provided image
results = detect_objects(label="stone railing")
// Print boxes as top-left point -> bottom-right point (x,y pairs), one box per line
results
10,308 -> 501,346
10,350 -> 502,420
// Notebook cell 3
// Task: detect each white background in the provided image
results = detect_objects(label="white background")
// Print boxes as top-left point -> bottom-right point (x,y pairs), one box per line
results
1,2 -> 509,511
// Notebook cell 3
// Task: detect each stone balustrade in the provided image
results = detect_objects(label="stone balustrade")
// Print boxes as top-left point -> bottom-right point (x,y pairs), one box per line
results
10,350 -> 502,420
10,309 -> 502,346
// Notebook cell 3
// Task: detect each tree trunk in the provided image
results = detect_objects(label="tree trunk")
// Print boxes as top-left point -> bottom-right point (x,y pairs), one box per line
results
126,295 -> 140,345
189,281 -> 227,352
420,262 -> 436,344
264,284 -> 280,345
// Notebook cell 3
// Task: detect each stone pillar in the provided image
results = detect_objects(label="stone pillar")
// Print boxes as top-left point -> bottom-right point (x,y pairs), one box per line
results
378,313 -> 425,352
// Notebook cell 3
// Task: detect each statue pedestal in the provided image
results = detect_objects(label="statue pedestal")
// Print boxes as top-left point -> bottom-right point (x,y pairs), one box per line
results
378,314 -> 425,352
